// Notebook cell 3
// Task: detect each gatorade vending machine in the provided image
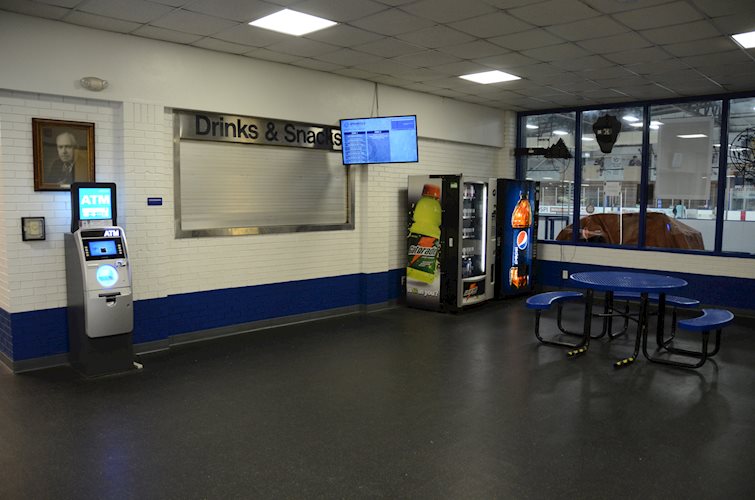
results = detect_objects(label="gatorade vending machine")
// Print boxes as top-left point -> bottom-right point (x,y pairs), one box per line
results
495,179 -> 539,298
406,174 -> 497,312
65,182 -> 135,376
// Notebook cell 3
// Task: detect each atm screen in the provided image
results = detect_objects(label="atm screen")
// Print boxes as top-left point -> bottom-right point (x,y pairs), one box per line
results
88,240 -> 118,257
79,187 -> 113,221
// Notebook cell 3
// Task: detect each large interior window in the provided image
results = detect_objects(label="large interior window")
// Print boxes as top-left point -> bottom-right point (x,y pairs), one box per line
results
518,93 -> 754,257
580,107 -> 644,246
646,100 -> 721,251
521,112 -> 576,241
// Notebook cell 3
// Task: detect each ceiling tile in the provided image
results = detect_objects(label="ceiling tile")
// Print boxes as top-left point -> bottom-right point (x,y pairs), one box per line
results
401,0 -> 497,24
576,32 -> 652,54
603,46 -> 673,65
690,0 -> 755,17
428,60 -> 492,77
264,38 -> 339,57
508,0 -> 601,27
489,29 -> 564,51
244,47 -> 302,64
663,37 -> 740,58
622,58 -> 689,76
681,50 -> 753,69
352,58 -> 416,76
350,9 -> 435,36
34,0 -> 81,7
184,0 -> 279,22
214,23 -> 288,46
611,1 -> 704,30
545,15 -> 629,42
0,0 -> 69,19
581,65 -> 637,80
66,11 -> 141,33
393,50 -> 461,67
192,37 -> 253,54
398,67 -> 449,82
437,40 -> 510,59
293,0 -> 387,22
581,0 -> 676,14
314,48 -> 382,66
333,67 -> 382,80
550,55 -> 615,71
613,83 -> 679,99
710,13 -> 755,35
80,0 -> 173,23
151,9 -> 240,36
289,58 -> 346,72
146,0 -> 187,6
449,11 -> 533,38
475,52 -> 541,70
521,42 -> 590,62
396,25 -> 476,49
132,25 -> 204,44
515,85 -> 571,97
304,24 -> 384,47
514,62 -> 567,77
640,20 -> 722,45
353,37 -> 424,58
481,0 -> 541,8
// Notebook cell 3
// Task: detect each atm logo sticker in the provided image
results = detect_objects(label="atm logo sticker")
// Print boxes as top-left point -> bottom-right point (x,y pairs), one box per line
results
104,229 -> 120,237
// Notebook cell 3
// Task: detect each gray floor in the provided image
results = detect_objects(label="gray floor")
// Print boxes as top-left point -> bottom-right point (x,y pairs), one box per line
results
1,298 -> 754,499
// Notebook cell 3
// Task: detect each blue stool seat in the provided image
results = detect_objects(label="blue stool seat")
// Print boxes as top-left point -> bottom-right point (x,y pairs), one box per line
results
678,308 -> 734,332
526,291 -> 583,310
643,308 -> 734,369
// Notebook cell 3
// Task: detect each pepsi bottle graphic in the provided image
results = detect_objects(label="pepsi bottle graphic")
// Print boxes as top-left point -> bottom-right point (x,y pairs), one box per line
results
509,191 -> 531,289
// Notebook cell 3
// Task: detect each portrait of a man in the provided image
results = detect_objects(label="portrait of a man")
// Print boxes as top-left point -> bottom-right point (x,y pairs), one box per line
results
33,118 -> 95,191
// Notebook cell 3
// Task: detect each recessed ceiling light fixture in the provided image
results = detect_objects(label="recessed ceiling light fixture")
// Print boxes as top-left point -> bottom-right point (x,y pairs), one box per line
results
677,134 -> 707,139
459,70 -> 521,84
553,130 -> 568,135
731,30 -> 755,49
526,124 -> 538,129
249,9 -> 337,36
629,122 -> 643,127
622,115 -> 639,122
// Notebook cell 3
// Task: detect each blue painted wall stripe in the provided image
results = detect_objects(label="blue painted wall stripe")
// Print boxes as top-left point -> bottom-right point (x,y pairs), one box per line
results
5,270 -> 406,362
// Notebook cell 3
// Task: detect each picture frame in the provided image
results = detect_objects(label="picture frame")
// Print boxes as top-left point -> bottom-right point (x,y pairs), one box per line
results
32,118 -> 95,191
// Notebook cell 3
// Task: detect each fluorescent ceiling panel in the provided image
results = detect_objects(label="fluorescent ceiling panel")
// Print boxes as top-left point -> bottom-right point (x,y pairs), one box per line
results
731,30 -> 755,49
459,70 -> 521,84
250,9 -> 336,36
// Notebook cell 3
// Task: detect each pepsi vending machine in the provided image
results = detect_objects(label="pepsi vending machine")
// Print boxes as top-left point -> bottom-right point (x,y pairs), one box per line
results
495,179 -> 539,298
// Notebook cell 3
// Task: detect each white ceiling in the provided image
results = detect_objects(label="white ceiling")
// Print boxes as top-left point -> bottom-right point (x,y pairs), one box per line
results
2,0 -> 755,111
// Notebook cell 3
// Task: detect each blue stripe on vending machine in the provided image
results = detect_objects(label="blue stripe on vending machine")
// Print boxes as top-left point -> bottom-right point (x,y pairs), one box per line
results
496,180 -> 539,297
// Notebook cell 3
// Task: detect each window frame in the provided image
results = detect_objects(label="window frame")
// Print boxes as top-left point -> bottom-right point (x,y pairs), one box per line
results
517,91 -> 755,258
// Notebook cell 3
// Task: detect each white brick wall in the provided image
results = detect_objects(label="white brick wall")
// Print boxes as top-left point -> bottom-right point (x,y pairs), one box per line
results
0,90 -> 512,313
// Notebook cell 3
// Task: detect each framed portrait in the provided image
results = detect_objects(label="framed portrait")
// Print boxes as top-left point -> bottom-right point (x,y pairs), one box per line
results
33,118 -> 95,191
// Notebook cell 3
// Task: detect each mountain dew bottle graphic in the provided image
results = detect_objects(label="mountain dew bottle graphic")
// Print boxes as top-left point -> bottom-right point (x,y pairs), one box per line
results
407,183 -> 442,283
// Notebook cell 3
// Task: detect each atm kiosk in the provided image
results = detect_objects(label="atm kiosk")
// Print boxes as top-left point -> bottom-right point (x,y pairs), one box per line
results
65,182 -> 135,376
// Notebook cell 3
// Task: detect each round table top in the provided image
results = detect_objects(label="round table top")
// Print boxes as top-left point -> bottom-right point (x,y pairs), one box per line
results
570,271 -> 687,293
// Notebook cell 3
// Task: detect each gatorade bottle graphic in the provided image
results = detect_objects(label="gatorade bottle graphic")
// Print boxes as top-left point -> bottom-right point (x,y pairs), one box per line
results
407,183 -> 442,284
510,190 -> 532,289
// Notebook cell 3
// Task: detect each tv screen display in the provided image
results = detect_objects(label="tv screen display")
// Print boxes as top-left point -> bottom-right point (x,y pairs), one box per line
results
340,115 -> 418,165
79,187 -> 113,220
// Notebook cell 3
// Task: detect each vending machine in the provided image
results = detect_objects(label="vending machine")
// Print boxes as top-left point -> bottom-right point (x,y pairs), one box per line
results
406,174 -> 497,312
495,179 -> 539,298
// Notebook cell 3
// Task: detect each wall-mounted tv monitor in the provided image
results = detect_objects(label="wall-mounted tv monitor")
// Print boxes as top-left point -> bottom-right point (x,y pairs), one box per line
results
70,182 -> 117,232
340,115 -> 418,165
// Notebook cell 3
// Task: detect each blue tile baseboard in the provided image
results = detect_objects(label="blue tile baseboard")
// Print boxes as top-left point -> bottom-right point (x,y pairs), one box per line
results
1,269 -> 406,369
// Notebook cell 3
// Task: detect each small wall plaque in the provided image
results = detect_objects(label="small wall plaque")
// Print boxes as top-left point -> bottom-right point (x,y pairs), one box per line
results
22,217 -> 46,241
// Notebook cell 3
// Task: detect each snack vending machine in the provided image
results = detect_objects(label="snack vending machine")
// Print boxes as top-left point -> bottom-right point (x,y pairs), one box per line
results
495,179 -> 539,298
406,174 -> 497,312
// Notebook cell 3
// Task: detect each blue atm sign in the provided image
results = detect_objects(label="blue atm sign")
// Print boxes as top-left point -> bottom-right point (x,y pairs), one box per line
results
79,188 -> 112,221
